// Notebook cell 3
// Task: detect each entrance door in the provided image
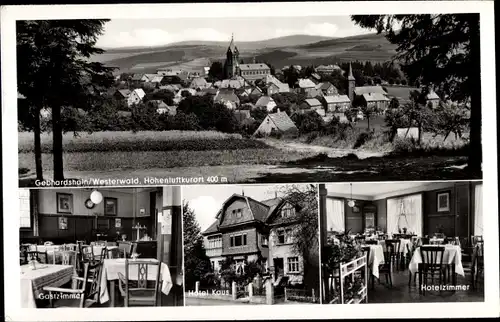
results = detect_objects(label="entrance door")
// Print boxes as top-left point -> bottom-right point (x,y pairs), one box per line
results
274,258 -> 284,277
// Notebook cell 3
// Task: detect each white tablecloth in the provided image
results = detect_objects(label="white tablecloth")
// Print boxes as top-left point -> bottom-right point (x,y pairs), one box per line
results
366,245 -> 384,278
99,258 -> 173,304
29,245 -> 64,253
20,264 -> 74,308
409,245 -> 464,276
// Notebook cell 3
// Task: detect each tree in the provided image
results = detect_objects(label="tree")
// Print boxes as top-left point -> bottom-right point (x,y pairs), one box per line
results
17,20 -> 115,181
351,14 -> 481,173
283,66 -> 299,88
275,184 -> 320,292
183,202 -> 212,289
208,61 -> 224,80
352,95 -> 374,130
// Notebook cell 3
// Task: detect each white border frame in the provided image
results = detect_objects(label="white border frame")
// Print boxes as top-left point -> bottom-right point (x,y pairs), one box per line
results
2,1 -> 499,320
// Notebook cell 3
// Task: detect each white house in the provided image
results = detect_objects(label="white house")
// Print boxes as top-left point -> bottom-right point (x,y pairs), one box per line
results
255,96 -> 277,112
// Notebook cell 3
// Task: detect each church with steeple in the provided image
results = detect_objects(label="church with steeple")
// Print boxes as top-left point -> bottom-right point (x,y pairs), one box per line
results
222,34 -> 271,83
224,34 -> 240,79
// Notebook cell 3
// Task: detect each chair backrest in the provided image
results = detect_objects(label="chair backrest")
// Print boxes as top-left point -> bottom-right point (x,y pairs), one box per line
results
118,242 -> 132,258
61,250 -> 78,268
27,251 -> 48,264
365,240 -> 378,245
420,237 -> 430,245
124,259 -> 161,307
79,261 -> 103,308
419,246 -> 445,267
361,246 -> 371,264
99,247 -> 108,261
471,235 -> 483,246
80,244 -> 95,262
382,242 -> 395,266
384,239 -> 401,253
130,242 -> 138,257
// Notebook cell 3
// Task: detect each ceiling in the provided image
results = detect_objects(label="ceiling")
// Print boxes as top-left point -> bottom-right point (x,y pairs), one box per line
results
325,182 -> 453,200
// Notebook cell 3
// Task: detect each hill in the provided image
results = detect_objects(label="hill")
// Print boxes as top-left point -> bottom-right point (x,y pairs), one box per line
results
96,32 -> 397,74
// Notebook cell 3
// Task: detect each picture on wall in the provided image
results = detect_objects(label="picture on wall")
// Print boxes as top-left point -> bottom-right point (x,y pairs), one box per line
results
437,192 -> 450,212
115,218 -> 121,228
58,217 -> 68,230
104,197 -> 118,215
56,193 -> 73,214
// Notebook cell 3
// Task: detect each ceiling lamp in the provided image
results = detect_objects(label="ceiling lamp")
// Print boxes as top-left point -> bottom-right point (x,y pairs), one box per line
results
90,189 -> 103,204
347,183 -> 356,208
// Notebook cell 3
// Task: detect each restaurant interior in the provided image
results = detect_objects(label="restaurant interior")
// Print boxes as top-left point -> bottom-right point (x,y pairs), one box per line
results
319,181 -> 484,304
19,186 -> 184,308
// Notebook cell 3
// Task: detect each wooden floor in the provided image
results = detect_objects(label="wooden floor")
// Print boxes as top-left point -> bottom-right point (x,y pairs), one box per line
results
368,270 -> 484,303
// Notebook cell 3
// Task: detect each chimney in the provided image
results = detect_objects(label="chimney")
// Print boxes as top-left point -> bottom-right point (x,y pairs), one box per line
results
275,192 -> 278,198
242,189 -> 245,196
253,56 -> 256,64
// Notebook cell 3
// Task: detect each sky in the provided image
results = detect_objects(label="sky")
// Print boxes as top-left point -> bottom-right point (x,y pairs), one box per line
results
182,184 -> 306,231
96,16 -> 372,48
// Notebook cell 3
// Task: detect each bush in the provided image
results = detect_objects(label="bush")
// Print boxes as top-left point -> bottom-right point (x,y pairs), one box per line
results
353,131 -> 374,149
393,137 -> 420,153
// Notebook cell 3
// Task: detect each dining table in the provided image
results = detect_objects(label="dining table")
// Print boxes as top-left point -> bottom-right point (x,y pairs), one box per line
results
379,238 -> 413,255
408,244 -> 464,284
365,244 -> 385,278
20,263 -> 74,308
99,258 -> 173,307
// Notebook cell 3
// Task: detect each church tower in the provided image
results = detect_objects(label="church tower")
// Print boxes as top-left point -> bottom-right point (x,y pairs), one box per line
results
347,63 -> 356,102
224,34 -> 237,79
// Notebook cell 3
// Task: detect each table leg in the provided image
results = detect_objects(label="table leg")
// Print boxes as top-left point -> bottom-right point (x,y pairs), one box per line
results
452,266 -> 456,285
109,280 -> 115,307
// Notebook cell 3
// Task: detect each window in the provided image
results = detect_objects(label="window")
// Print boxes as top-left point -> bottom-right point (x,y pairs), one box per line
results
261,234 -> 268,246
19,189 -> 31,228
277,230 -> 285,244
281,205 -> 296,218
277,228 -> 293,245
287,257 -> 300,273
208,236 -> 222,249
230,233 -> 247,247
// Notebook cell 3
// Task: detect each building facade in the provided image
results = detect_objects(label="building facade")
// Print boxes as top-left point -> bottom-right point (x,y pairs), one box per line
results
202,194 -> 306,284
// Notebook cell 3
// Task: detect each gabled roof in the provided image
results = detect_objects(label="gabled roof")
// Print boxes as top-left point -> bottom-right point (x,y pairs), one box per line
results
197,88 -> 218,96
317,82 -> 335,91
324,95 -> 350,104
150,75 -> 164,83
214,90 -> 240,104
131,74 -> 144,81
202,220 -> 220,235
298,78 -> 316,88
116,89 -> 131,98
149,100 -> 169,108
132,88 -> 146,100
265,111 -> 298,133
190,77 -> 208,87
255,96 -> 275,107
303,98 -> 322,107
362,92 -> 389,102
239,63 -> 270,71
426,91 -> 440,100
354,85 -> 387,96
261,197 -> 283,221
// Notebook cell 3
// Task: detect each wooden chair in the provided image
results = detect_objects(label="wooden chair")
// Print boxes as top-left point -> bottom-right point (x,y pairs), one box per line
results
20,245 -> 29,265
420,237 -> 430,245
94,246 -> 109,262
117,259 -> 162,307
378,242 -> 394,287
118,242 -> 133,259
26,251 -> 49,264
361,246 -> 374,290
43,261 -> 103,308
384,239 -> 402,270
418,246 -> 446,294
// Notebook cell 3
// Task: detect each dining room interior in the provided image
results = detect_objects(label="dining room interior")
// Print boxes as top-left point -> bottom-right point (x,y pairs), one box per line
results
19,186 -> 184,308
319,180 -> 484,304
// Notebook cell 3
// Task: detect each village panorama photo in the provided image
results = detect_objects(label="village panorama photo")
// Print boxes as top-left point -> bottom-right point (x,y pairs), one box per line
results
16,13 -> 482,187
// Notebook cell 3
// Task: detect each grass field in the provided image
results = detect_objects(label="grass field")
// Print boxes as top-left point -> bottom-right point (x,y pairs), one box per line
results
18,130 -> 313,172
18,131 -> 266,153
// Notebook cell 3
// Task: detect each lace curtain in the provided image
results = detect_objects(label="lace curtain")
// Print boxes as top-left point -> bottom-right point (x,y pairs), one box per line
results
326,198 -> 345,233
386,194 -> 422,236
474,184 -> 483,235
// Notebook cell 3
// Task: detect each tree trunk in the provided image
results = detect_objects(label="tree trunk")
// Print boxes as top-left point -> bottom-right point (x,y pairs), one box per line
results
468,15 -> 482,174
33,106 -> 43,180
367,115 -> 370,130
52,105 -> 65,181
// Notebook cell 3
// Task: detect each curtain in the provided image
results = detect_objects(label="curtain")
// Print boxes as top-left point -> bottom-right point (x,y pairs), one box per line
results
387,194 -> 423,236
326,198 -> 345,233
474,184 -> 483,235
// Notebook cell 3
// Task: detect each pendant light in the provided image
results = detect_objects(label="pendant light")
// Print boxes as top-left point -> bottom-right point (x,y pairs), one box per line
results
347,183 -> 356,208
